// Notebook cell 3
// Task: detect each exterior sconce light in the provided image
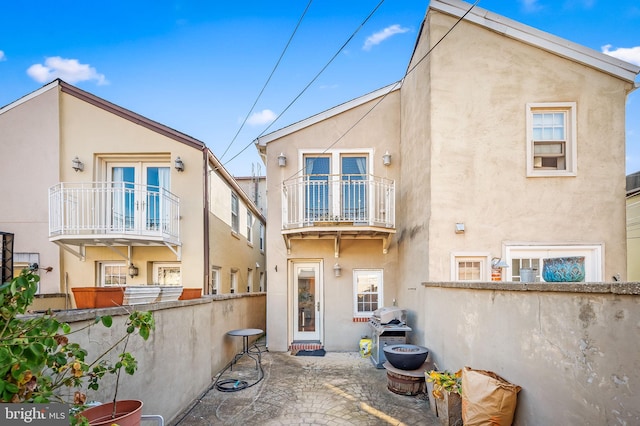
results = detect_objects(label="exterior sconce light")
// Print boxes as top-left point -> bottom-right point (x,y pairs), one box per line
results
174,157 -> 185,172
455,223 -> 465,234
128,263 -> 139,278
277,152 -> 287,167
72,156 -> 84,172
333,263 -> 342,277
382,151 -> 391,166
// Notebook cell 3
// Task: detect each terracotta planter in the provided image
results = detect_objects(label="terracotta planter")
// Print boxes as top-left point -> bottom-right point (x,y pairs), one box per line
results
80,400 -> 143,426
72,287 -> 125,309
179,288 -> 202,300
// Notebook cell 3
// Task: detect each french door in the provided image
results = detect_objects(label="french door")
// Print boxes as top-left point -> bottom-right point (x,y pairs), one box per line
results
109,163 -> 170,232
293,261 -> 322,342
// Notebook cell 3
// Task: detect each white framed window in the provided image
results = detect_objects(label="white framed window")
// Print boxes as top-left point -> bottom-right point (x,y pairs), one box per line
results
247,211 -> 253,243
211,266 -> 220,295
505,244 -> 602,282
353,269 -> 383,317
526,102 -> 577,177
152,263 -> 181,285
259,223 -> 265,251
247,268 -> 253,292
231,193 -> 239,233
259,271 -> 265,292
230,269 -> 238,294
101,262 -> 127,286
451,253 -> 490,281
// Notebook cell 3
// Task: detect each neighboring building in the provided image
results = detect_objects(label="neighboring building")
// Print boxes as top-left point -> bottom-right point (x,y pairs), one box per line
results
627,171 -> 640,281
235,172 -> 267,215
256,0 -> 640,352
0,79 -> 265,309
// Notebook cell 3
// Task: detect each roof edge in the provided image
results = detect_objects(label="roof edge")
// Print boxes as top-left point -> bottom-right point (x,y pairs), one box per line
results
430,0 -> 640,83
255,81 -> 402,147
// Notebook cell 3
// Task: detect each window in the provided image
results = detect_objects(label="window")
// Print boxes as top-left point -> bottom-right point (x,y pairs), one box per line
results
12,253 -> 39,278
153,263 -> 181,285
259,223 -> 265,251
341,155 -> 368,221
230,269 -> 238,294
210,267 -> 220,295
247,268 -> 253,292
247,211 -> 253,243
526,103 -> 577,176
231,193 -> 239,233
451,254 -> 489,281
101,263 -> 127,286
259,271 -> 265,292
505,245 -> 602,282
353,269 -> 383,316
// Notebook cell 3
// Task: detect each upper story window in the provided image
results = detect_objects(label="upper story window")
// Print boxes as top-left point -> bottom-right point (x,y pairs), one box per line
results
353,269 -> 382,317
247,211 -> 253,243
231,193 -> 239,233
259,223 -> 265,251
526,102 -> 577,177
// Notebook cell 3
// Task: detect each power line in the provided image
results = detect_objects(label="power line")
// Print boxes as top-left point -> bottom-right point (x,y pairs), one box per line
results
221,0 -> 387,167
219,0 -> 313,161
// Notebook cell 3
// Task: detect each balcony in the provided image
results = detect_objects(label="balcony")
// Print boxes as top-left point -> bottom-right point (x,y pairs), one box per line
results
281,174 -> 395,255
48,182 -> 181,260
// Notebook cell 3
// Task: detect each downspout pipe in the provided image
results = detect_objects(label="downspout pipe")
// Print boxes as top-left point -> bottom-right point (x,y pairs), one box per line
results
203,146 -> 210,293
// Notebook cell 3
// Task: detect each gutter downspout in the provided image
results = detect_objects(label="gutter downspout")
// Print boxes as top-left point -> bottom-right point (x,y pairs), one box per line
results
203,146 -> 210,294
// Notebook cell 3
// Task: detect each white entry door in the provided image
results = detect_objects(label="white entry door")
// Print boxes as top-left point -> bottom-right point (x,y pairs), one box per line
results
293,262 -> 322,342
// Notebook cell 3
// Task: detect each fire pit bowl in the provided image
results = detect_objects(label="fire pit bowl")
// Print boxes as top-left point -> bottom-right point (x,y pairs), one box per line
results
383,344 -> 429,371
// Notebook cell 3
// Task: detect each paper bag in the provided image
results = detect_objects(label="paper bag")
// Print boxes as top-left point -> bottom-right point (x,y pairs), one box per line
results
461,366 -> 521,426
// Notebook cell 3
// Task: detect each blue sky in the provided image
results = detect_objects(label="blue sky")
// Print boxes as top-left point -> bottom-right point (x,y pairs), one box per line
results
1,0 -> 639,177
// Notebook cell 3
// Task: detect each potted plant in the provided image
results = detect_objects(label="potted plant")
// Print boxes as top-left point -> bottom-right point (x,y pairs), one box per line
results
0,270 -> 154,426
426,369 -> 463,426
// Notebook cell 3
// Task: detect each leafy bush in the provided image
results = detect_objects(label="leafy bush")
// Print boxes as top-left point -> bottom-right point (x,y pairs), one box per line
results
0,270 -> 154,423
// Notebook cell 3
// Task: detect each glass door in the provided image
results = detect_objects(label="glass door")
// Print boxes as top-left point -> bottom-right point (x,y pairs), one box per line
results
293,262 -> 322,342
303,156 -> 330,223
341,155 -> 367,222
109,163 -> 169,233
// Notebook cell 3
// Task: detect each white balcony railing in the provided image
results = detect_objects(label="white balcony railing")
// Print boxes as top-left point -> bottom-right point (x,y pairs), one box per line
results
282,174 -> 395,229
49,182 -> 180,243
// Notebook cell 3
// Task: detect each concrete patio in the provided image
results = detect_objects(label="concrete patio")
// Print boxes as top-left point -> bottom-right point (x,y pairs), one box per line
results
170,340 -> 439,426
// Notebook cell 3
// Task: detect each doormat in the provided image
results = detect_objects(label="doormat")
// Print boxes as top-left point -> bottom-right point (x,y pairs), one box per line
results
295,349 -> 326,357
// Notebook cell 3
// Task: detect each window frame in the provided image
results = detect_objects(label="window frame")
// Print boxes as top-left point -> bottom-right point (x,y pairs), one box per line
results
230,269 -> 238,294
352,269 -> 383,317
210,266 -> 220,295
451,252 -> 490,281
231,193 -> 239,233
152,262 -> 181,286
504,244 -> 602,282
526,102 -> 577,177
100,262 -> 128,286
247,211 -> 253,243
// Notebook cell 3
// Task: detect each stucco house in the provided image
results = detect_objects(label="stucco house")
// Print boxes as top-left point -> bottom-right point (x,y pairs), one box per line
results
256,0 -> 639,353
0,79 -> 265,309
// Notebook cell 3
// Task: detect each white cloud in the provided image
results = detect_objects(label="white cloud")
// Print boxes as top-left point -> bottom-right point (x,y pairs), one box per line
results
26,56 -> 107,85
0,50 -> 5,61
363,24 -> 410,51
246,109 -> 277,126
521,0 -> 542,13
602,45 -> 640,67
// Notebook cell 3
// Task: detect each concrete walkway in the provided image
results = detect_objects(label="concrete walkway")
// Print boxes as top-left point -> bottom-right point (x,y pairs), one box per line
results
171,343 -> 439,425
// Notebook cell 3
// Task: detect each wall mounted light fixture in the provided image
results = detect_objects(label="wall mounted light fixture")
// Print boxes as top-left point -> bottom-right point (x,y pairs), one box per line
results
72,156 -> 84,172
455,223 -> 465,234
333,263 -> 342,277
277,152 -> 287,167
491,258 -> 509,269
174,157 -> 185,172
128,263 -> 139,278
382,151 -> 392,166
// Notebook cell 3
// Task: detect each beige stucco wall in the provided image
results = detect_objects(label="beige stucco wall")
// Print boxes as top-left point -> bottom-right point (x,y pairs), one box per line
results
397,11 -> 631,326
627,192 -> 640,280
263,91 -> 401,351
420,282 -> 640,426
58,90 -> 206,291
53,294 -> 266,424
0,86 -> 63,295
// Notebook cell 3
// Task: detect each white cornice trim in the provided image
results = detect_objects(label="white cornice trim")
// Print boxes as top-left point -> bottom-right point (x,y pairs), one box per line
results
255,82 -> 401,147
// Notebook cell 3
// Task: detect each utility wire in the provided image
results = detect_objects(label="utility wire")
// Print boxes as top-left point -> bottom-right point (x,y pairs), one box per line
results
280,0 -> 481,181
221,0 -> 387,167
219,0 -> 313,161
